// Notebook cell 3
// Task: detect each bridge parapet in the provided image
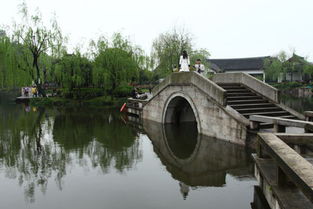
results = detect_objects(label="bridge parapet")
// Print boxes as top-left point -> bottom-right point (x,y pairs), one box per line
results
254,133 -> 313,208
250,115 -> 313,132
152,72 -> 227,106
212,72 -> 279,103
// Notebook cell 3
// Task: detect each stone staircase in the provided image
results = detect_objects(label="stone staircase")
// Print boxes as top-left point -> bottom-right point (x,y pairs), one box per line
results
218,83 -> 298,128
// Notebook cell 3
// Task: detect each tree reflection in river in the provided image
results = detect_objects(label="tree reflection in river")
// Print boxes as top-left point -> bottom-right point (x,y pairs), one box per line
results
53,109 -> 142,173
0,105 -> 142,202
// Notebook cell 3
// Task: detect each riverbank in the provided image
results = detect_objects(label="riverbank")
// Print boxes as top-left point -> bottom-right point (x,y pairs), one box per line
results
29,96 -> 127,108
1,87 -> 131,108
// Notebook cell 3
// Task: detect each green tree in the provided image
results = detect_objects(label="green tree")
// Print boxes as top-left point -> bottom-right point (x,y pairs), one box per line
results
285,53 -> 311,81
151,28 -> 193,77
264,57 -> 283,81
54,52 -> 92,89
92,33 -> 140,91
94,48 -> 138,91
190,48 -> 211,69
264,51 -> 288,82
0,30 -> 33,88
12,2 -> 65,96
304,64 -> 313,79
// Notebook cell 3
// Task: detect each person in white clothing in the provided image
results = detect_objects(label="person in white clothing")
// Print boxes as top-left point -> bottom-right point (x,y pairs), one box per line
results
179,50 -> 190,72
194,59 -> 205,75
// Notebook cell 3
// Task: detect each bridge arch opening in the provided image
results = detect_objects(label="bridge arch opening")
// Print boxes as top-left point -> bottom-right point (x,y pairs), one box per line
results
164,96 -> 197,125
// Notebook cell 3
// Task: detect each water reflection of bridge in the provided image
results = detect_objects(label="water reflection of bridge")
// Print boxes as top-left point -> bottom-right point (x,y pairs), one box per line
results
144,121 -> 254,189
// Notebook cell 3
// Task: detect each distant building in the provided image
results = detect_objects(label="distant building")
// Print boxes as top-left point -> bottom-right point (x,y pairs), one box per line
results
284,54 -> 310,82
207,56 -> 270,81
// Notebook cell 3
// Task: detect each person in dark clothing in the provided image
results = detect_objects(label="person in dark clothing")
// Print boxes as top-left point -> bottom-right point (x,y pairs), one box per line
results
131,88 -> 138,99
194,59 -> 205,75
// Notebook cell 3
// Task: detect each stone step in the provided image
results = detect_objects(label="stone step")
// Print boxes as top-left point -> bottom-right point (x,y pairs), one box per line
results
259,122 -> 274,129
237,107 -> 282,114
231,103 -> 276,109
227,99 -> 266,105
226,89 -> 251,93
242,111 -> 290,117
227,96 -> 262,100
222,86 -> 247,91
222,86 -> 246,90
220,82 -> 241,85
218,82 -> 299,121
227,92 -> 256,96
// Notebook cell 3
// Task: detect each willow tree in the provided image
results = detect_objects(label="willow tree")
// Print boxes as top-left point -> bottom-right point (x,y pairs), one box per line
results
0,29 -> 33,89
190,49 -> 211,69
0,32 -> 15,88
13,2 -> 65,96
92,33 -> 139,91
94,48 -> 138,91
151,28 -> 193,77
54,52 -> 93,89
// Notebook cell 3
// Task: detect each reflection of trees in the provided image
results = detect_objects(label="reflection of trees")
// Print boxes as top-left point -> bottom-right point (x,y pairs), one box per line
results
0,106 -> 142,203
0,106 -> 68,202
53,109 -> 142,173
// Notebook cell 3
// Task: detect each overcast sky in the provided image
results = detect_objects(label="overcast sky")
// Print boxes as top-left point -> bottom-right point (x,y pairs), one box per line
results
1,0 -> 312,60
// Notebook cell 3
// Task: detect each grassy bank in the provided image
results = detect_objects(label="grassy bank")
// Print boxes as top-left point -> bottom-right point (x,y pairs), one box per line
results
29,86 -> 132,108
30,96 -> 127,108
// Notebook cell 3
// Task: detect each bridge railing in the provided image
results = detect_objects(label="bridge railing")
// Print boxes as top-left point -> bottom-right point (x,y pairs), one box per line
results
249,115 -> 313,132
212,72 -> 279,103
152,72 -> 227,106
127,98 -> 148,109
256,133 -> 313,203
305,111 -> 313,121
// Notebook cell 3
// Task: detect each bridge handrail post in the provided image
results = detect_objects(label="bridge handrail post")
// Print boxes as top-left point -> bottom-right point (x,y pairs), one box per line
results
273,122 -> 286,133
305,111 -> 313,122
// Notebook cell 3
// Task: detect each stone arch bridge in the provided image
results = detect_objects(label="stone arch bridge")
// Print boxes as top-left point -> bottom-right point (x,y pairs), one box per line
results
128,72 -> 304,145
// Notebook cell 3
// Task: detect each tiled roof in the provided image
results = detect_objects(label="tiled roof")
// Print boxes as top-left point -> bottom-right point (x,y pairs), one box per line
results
207,56 -> 270,72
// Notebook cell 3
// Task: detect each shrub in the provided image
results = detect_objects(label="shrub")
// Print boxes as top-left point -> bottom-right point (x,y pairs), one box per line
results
59,88 -> 105,99
272,81 -> 303,90
113,83 -> 132,97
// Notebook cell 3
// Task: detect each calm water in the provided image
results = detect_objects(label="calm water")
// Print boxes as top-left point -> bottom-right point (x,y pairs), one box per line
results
2,91 -> 300,209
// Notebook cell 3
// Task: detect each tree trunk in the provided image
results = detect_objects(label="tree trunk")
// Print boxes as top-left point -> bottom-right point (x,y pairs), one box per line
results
33,54 -> 46,97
